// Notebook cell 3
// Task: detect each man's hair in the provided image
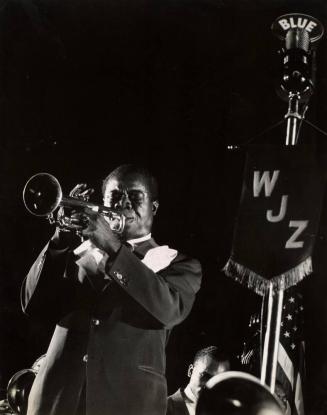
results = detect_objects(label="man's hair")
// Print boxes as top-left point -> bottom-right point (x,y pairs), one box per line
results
193,346 -> 229,366
102,164 -> 159,201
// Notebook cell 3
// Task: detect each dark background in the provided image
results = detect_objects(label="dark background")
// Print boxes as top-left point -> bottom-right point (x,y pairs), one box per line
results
1,0 -> 327,410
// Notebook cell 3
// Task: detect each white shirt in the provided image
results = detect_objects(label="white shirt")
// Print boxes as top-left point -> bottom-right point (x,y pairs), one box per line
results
74,232 -> 177,278
183,385 -> 197,415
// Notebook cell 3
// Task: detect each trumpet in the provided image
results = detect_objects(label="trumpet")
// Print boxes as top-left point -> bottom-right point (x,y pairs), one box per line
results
6,354 -> 46,415
23,173 -> 125,233
196,371 -> 284,415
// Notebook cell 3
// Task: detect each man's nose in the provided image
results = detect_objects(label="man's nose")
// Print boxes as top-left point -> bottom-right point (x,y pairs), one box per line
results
114,194 -> 132,210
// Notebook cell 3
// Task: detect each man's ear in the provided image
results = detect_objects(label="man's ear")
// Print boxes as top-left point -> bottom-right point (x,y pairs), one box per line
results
152,200 -> 159,215
187,364 -> 193,378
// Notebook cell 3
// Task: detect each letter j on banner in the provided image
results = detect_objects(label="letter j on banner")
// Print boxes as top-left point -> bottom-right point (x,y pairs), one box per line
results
224,145 -> 325,295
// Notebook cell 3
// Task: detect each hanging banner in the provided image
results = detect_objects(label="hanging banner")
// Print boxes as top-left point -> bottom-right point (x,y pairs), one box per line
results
224,144 -> 325,296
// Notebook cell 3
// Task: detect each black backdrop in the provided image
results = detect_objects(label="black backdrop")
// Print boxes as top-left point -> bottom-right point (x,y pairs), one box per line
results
1,0 -> 327,409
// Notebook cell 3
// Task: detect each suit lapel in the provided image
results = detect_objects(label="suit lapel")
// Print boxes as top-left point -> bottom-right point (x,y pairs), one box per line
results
175,389 -> 191,415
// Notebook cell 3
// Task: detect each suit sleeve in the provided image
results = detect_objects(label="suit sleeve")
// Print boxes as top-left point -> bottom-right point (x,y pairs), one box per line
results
105,245 -> 202,328
21,241 -> 75,320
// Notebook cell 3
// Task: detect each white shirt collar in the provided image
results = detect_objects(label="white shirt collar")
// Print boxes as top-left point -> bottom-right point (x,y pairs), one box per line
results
183,385 -> 197,415
184,384 -> 196,403
127,233 -> 151,246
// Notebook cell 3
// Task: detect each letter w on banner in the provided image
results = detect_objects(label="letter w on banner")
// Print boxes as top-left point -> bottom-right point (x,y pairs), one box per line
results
224,145 -> 325,295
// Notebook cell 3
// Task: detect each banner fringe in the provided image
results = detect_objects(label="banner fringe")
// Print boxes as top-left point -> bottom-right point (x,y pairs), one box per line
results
223,257 -> 312,296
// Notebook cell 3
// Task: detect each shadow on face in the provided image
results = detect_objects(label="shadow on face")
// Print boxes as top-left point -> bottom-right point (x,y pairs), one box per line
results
188,356 -> 231,399
103,172 -> 159,240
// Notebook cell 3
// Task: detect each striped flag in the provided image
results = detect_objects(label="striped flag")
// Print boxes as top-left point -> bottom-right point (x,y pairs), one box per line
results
276,287 -> 305,415
240,287 -> 305,415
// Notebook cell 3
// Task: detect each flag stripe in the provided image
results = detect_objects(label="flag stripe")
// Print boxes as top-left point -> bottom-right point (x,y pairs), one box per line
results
277,361 -> 293,403
276,290 -> 305,415
278,342 -> 294,387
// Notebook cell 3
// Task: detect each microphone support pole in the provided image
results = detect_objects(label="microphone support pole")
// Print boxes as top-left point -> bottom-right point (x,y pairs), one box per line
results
285,93 -> 302,146
260,92 -> 301,393
260,91 -> 305,397
259,13 -> 325,393
260,284 -> 284,393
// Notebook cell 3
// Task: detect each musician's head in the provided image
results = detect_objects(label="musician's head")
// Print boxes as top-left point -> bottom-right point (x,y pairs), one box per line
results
102,164 -> 159,240
187,346 -> 230,400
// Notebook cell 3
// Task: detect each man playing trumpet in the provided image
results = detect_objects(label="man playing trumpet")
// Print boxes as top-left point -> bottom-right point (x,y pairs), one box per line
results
21,164 -> 202,415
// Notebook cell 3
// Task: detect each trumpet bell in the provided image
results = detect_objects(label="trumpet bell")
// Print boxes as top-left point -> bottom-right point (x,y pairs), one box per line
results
6,355 -> 46,415
23,173 -> 62,217
23,172 -> 126,233
196,371 -> 284,415
7,369 -> 37,415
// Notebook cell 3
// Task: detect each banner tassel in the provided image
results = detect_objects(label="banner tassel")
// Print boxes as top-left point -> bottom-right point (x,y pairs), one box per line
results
223,257 -> 312,296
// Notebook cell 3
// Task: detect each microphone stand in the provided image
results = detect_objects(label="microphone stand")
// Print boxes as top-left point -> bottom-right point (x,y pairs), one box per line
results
260,91 -> 302,393
285,93 -> 302,146
260,285 -> 284,394
260,14 -> 324,394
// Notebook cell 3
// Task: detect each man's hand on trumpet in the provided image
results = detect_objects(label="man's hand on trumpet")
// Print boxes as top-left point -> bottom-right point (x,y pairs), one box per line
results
73,208 -> 122,256
69,183 -> 94,202
65,184 -> 122,254
51,183 -> 95,248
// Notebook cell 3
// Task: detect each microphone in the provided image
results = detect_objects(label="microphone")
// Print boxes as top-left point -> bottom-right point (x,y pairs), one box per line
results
271,14 -> 324,102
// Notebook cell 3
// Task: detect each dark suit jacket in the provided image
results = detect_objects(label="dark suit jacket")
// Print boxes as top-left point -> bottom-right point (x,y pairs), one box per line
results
21,238 -> 202,415
167,388 -> 190,415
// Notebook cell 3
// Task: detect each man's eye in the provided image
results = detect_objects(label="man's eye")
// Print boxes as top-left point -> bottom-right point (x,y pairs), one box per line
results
128,191 -> 144,203
112,191 -> 124,200
105,191 -> 145,205
199,373 -> 210,380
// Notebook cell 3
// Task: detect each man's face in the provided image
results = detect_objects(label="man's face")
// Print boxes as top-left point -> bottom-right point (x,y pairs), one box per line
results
103,173 -> 158,240
188,357 -> 230,399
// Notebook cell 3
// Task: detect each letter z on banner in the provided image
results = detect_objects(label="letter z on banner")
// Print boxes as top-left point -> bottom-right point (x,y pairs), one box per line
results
224,145 -> 325,295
